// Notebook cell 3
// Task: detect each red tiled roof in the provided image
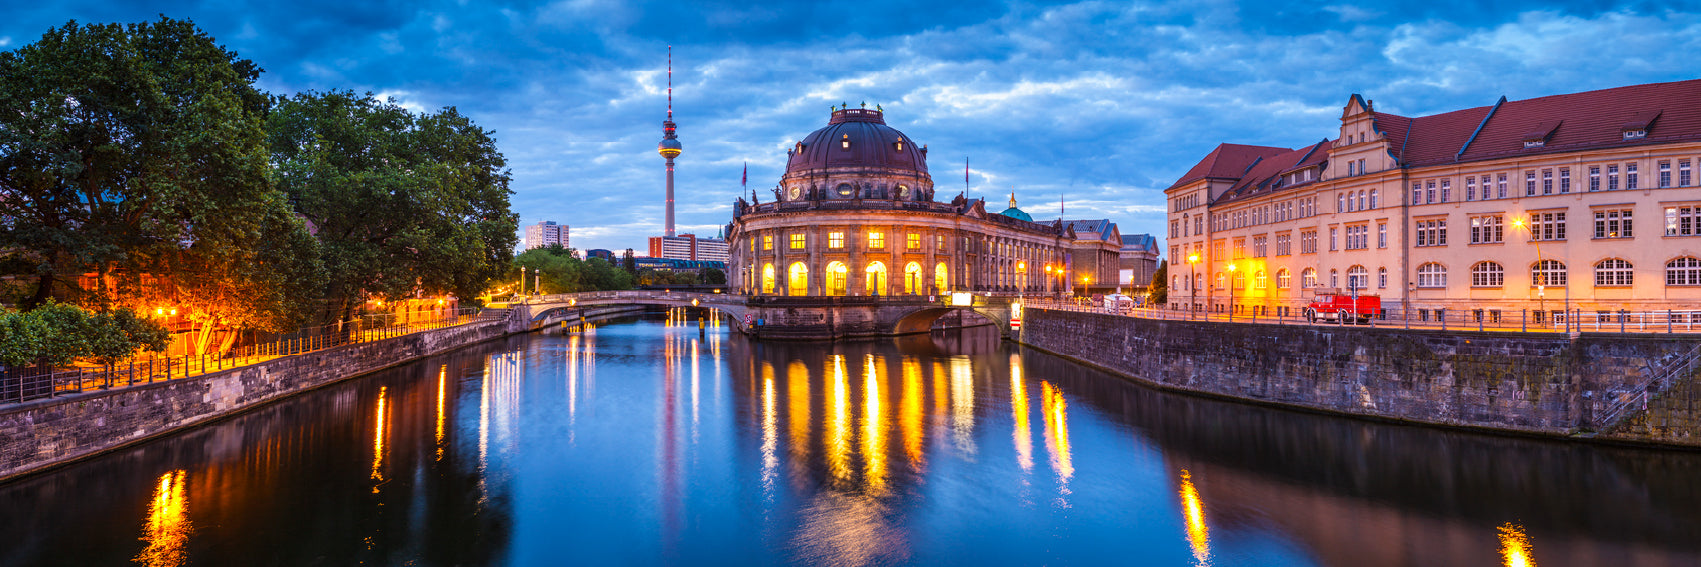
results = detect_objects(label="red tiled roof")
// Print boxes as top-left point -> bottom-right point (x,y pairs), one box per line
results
1411,79 -> 1701,166
1214,140 -> 1333,205
1167,143 -> 1291,190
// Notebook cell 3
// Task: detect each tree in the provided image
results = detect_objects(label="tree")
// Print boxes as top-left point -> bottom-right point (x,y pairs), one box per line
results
0,302 -> 167,370
701,267 -> 727,285
268,91 -> 517,321
511,248 -> 633,294
1149,260 -> 1169,305
0,18 -> 325,356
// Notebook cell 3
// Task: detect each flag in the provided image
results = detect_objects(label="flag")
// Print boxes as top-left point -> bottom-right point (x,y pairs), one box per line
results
965,157 -> 970,190
741,161 -> 747,189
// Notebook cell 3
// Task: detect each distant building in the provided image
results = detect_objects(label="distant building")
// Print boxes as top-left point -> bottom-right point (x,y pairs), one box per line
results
1120,233 -> 1161,289
586,249 -> 616,262
525,221 -> 568,250
634,257 -> 726,272
648,233 -> 730,262
1062,219 -> 1124,292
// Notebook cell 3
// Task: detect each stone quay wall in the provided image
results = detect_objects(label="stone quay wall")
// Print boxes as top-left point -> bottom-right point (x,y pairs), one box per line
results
0,303 -> 660,482
1018,308 -> 1701,446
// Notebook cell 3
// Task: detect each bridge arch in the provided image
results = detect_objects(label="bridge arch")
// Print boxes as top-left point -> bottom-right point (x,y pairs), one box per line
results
889,307 -> 1007,335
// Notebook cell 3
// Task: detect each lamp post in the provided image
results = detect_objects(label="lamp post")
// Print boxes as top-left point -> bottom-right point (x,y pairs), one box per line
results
519,266 -> 526,297
1511,217 -> 1549,327
1187,253 -> 1200,320
1227,263 -> 1237,321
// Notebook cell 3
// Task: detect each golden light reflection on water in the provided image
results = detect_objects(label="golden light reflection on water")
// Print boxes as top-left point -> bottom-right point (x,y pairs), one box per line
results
827,354 -> 852,483
435,366 -> 447,461
1010,355 -> 1032,473
788,360 -> 811,466
691,336 -> 701,436
861,354 -> 888,496
134,470 -> 190,567
1179,470 -> 1210,566
1499,522 -> 1537,567
949,357 -> 977,456
1041,381 -> 1072,486
371,386 -> 389,486
761,361 -> 778,493
899,357 -> 925,471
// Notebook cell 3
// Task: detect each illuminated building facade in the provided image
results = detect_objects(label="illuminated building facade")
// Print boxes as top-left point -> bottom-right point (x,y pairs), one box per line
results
1166,79 -> 1701,320
727,107 -> 1076,296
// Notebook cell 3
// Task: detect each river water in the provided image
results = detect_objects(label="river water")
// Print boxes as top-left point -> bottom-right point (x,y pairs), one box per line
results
3,315 -> 1700,566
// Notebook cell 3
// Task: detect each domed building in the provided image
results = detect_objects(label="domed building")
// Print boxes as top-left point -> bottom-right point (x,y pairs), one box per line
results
728,107 -> 1078,297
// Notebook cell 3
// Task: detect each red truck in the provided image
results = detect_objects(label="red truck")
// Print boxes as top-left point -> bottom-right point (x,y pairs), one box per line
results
1304,293 -> 1381,324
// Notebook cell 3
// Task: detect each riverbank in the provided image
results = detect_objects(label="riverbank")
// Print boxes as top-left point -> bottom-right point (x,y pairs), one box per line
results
0,304 -> 646,483
1015,307 -> 1701,448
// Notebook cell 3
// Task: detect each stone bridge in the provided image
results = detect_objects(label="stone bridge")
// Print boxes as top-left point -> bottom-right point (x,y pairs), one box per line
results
512,290 -> 1019,340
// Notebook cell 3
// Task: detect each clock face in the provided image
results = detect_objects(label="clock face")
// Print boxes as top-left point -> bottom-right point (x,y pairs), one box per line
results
788,185 -> 802,200
897,184 -> 911,199
836,183 -> 854,197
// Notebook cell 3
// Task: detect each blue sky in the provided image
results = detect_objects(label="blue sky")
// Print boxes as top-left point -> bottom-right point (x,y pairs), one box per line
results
6,1 -> 1701,255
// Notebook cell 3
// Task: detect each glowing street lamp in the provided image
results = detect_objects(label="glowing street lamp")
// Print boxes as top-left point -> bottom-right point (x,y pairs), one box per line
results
1226,263 -> 1237,321
1187,252 -> 1201,320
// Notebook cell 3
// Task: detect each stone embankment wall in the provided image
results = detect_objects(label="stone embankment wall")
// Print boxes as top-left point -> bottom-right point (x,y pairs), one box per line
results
1018,309 -> 1701,446
0,303 -> 646,482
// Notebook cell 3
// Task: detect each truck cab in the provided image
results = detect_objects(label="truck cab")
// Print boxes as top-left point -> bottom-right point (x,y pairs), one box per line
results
1305,293 -> 1380,324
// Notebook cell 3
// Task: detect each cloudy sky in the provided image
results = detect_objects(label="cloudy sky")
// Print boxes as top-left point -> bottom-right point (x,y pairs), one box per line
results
6,1 -> 1701,255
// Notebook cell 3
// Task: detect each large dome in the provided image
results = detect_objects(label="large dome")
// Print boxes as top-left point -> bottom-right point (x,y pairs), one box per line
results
784,108 -> 929,178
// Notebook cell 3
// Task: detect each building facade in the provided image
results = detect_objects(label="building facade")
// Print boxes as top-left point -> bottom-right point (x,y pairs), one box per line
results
648,233 -> 730,262
1062,219 -> 1124,292
1166,79 -> 1701,322
1120,233 -> 1160,290
524,221 -> 568,250
727,107 -> 1078,297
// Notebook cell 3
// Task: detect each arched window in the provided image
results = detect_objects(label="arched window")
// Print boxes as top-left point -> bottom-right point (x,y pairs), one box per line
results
1254,270 -> 1267,289
825,261 -> 849,296
1357,190 -> 1366,211
1338,193 -> 1345,213
1346,265 -> 1368,290
761,263 -> 776,294
1276,268 -> 1291,289
1215,272 -> 1225,290
1172,275 -> 1181,291
788,262 -> 810,296
1471,262 -> 1504,287
1194,273 -> 1203,291
865,262 -> 888,295
935,263 -> 949,293
1667,257 -> 1701,286
1301,268 -> 1317,288
1532,259 -> 1568,287
904,262 -> 924,295
1416,263 -> 1447,288
1377,266 -> 1388,288
1594,259 -> 1633,287
1369,189 -> 1378,209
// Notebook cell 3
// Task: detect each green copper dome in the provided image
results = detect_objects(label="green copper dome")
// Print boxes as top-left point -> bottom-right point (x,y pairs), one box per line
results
998,192 -> 1032,222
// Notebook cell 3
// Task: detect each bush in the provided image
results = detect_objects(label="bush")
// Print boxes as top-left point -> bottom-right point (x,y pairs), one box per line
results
0,302 -> 169,369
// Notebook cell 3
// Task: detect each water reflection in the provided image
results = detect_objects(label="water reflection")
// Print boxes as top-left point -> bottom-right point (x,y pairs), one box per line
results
1178,469 -> 1210,566
135,470 -> 190,567
1041,381 -> 1073,489
1010,354 -> 1033,473
860,354 -> 888,496
1499,522 -> 1536,567
371,386 -> 389,486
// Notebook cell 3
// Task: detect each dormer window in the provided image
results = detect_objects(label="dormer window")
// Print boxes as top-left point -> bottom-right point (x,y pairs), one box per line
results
1621,110 -> 1660,141
895,140 -> 904,152
841,134 -> 851,150
1524,140 -> 1545,148
1521,120 -> 1561,150
1623,129 -> 1647,140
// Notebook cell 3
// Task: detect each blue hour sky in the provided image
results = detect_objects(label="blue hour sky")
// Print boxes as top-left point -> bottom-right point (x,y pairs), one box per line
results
6,1 -> 1701,255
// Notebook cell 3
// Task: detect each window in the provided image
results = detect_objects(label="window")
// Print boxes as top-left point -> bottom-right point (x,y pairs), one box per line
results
1470,215 -> 1503,244
1233,238 -> 1246,259
1347,161 -> 1355,176
1253,236 -> 1268,257
1682,159 -> 1693,187
1594,259 -> 1634,287
1275,234 -> 1291,256
1667,205 -> 1701,236
761,263 -> 777,293
1627,163 -> 1639,190
1215,272 -> 1225,290
1608,164 -> 1620,190
1593,209 -> 1633,239
1415,218 -> 1448,247
1660,161 -> 1672,188
1329,228 -> 1337,251
1497,173 -> 1508,199
1377,223 -> 1387,248
1234,271 -> 1246,289
788,233 -> 806,249
1344,225 -> 1368,250
1560,167 -> 1571,193
1329,269 -> 1338,288
1667,257 -> 1701,286
868,231 -> 885,249
1528,211 -> 1567,241
1378,267 -> 1388,289
763,235 -> 774,250
1338,193 -> 1345,213
1212,239 -> 1226,259
1369,189 -> 1378,209
1301,268 -> 1317,288
1525,171 -> 1537,196
1471,262 -> 1505,287
826,261 -> 849,295
1441,180 -> 1451,203
828,231 -> 846,249
1466,177 -> 1477,201
1277,269 -> 1291,288
1254,270 -> 1267,289
1358,190 -> 1366,211
1411,182 -> 1421,205
937,235 -> 947,252
1416,263 -> 1447,288
1426,181 -> 1437,204
906,233 -> 921,251
1300,231 -> 1317,254
1346,265 -> 1368,290
1532,259 -> 1568,287
1541,169 -> 1553,195
1590,166 -> 1601,192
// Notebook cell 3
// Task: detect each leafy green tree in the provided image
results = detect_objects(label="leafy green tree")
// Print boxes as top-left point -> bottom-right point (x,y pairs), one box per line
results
511,247 -> 633,294
701,267 -> 727,285
86,307 -> 171,368
0,18 -> 324,355
268,91 -> 517,321
0,302 -> 166,369
1149,260 -> 1168,304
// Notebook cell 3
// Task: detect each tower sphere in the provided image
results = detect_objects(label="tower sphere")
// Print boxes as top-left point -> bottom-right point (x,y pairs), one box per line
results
659,137 -> 682,158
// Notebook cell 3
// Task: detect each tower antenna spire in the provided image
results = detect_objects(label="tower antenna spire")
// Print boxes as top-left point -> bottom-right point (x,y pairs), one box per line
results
657,46 -> 683,238
667,45 -> 673,122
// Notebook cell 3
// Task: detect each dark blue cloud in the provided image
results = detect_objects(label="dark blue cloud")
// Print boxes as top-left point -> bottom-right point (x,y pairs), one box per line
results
3,1 -> 1698,255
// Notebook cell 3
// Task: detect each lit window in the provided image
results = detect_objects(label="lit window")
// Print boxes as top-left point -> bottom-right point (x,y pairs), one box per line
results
790,233 -> 806,249
841,134 -> 851,150
907,233 -> 921,251
828,231 -> 845,249
868,231 -> 885,249
1593,209 -> 1633,239
763,235 -> 774,250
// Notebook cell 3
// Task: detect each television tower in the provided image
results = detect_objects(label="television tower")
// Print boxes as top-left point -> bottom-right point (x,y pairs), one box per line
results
657,46 -> 682,237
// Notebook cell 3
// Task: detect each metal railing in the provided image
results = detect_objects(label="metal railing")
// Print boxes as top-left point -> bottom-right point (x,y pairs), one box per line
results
0,306 -> 492,405
1026,299 -> 1701,334
1594,342 -> 1701,430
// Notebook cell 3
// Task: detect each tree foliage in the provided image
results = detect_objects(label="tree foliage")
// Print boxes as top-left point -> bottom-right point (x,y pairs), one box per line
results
1149,260 -> 1168,305
0,17 -> 325,353
0,302 -> 167,368
268,91 -> 518,320
510,246 -> 633,295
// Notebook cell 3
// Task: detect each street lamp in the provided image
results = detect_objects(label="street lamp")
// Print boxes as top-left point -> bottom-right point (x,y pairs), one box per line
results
1511,217 -> 1555,327
1226,263 -> 1237,321
1187,253 -> 1200,320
